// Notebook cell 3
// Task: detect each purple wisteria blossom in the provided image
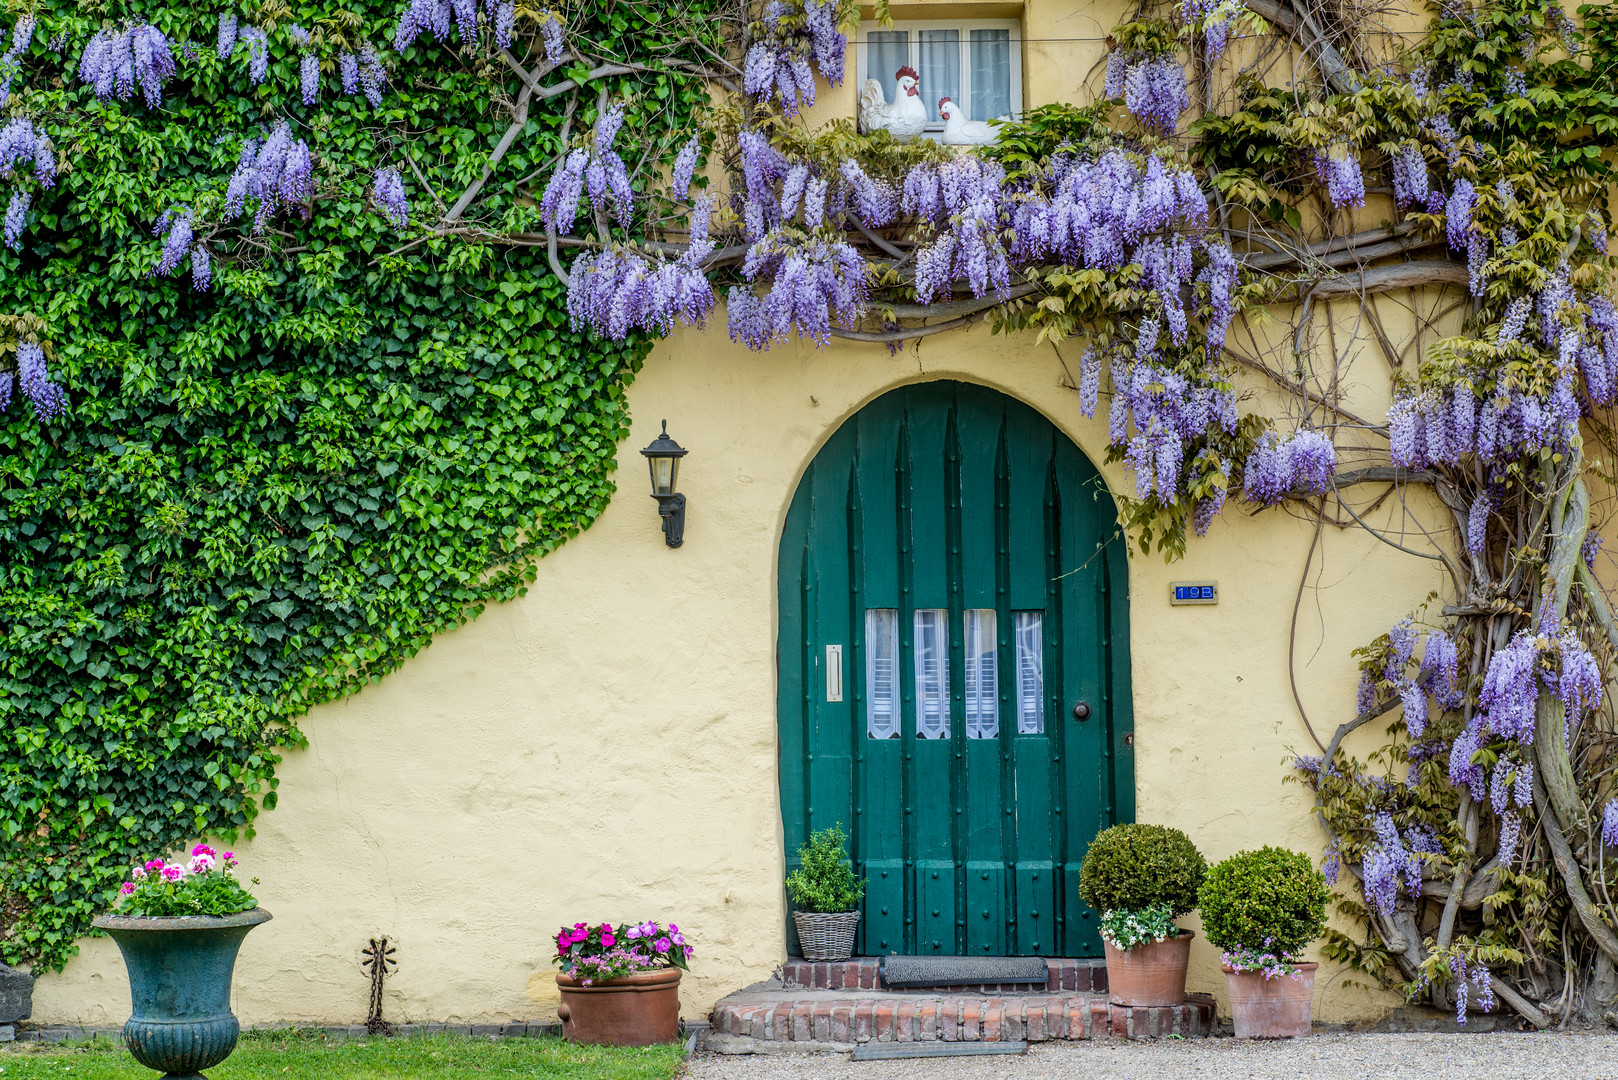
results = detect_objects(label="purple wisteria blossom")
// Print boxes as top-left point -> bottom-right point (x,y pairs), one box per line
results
393,0 -> 517,51
1315,149 -> 1366,208
669,138 -> 701,198
241,26 -> 269,85
78,24 -> 176,107
567,243 -> 717,339
1390,142 -> 1429,207
742,0 -> 845,114
1,117 -> 56,188
191,244 -> 212,291
217,13 -> 239,59
340,51 -> 359,94
3,188 -> 27,249
1362,812 -> 1423,916
14,340 -> 67,419
356,45 -> 386,107
1180,0 -> 1245,62
540,105 -> 636,233
224,123 -> 315,231
1241,428 -> 1336,504
372,166 -> 410,230
727,231 -> 866,347
1107,356 -> 1239,500
541,12 -> 566,66
1604,799 -> 1618,848
1108,52 -> 1190,133
152,207 -> 193,276
300,53 -> 320,106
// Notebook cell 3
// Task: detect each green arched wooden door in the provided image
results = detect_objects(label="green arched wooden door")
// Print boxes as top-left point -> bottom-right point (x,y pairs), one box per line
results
778,381 -> 1133,958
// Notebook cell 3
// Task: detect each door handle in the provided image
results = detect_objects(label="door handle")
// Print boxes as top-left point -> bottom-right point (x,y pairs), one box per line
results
1072,701 -> 1090,721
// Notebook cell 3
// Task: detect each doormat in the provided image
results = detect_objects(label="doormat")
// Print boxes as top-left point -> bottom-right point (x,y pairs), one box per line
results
878,955 -> 1049,988
853,1040 -> 1029,1059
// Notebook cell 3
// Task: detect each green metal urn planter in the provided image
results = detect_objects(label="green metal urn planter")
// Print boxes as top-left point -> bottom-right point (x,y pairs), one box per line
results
92,909 -> 271,1080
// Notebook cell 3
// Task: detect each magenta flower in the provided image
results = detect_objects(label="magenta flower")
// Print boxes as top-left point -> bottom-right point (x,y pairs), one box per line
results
145,859 -> 165,872
162,865 -> 183,882
601,933 -> 616,947
192,843 -> 216,858
654,936 -> 671,953
626,926 -> 642,939
119,882 -> 136,895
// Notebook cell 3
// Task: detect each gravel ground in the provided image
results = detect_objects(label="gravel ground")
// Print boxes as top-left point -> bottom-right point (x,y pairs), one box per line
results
685,1032 -> 1618,1080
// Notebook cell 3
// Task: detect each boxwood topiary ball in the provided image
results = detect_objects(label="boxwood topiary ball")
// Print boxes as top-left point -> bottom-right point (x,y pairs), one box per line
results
1198,846 -> 1331,956
1078,823 -> 1207,917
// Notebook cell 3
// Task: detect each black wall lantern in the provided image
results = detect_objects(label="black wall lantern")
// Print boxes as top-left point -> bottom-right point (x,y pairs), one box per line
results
640,420 -> 688,547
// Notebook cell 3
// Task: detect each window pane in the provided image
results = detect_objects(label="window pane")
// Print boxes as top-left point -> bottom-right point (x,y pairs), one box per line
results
1015,611 -> 1044,734
866,30 -> 910,98
913,608 -> 950,740
866,609 -> 899,740
969,29 -> 1012,123
964,609 -> 998,739
919,30 -> 960,129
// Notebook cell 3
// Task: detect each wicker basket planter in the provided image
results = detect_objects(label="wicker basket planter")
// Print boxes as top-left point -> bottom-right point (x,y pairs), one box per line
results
793,910 -> 861,961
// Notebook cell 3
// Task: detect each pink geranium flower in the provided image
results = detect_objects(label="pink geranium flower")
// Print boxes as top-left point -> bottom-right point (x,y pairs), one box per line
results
162,865 -> 184,882
119,882 -> 136,895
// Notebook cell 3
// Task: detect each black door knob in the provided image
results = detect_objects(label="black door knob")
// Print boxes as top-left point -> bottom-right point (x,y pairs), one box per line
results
1072,701 -> 1091,721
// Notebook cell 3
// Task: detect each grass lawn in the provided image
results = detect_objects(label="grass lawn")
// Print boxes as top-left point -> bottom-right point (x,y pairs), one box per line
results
0,1031 -> 687,1079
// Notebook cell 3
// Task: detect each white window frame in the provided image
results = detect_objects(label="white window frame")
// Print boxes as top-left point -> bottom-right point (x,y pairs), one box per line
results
856,18 -> 1023,135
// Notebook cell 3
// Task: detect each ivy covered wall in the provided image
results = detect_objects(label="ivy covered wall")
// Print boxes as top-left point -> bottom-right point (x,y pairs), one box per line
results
0,0 -> 718,972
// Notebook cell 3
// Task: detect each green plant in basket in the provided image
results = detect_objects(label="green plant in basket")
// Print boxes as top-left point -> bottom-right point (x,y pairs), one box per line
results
785,824 -> 866,912
1199,846 -> 1330,978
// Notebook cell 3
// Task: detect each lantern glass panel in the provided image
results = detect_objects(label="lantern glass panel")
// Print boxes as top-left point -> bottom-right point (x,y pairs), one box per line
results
649,454 -> 676,495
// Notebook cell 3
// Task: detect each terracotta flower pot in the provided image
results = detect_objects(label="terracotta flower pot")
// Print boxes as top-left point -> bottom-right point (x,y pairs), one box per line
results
1104,929 -> 1193,1005
556,967 -> 682,1046
1223,962 -> 1316,1038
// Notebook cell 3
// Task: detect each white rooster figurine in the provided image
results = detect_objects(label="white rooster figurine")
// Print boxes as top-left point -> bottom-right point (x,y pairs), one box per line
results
858,64 -> 927,142
938,98 -> 999,145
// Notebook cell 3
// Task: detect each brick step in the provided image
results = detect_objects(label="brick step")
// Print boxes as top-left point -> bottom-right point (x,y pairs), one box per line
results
709,988 -> 1215,1047
782,957 -> 1107,994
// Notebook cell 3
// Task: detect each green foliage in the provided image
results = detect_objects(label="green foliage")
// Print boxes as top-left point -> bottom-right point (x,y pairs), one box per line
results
978,102 -> 1110,182
0,0 -> 719,971
784,823 -> 866,913
1078,823 -> 1207,917
1198,847 -> 1331,956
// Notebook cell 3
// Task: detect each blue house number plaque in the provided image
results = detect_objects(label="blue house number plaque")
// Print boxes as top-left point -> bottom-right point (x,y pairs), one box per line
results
1170,581 -> 1218,605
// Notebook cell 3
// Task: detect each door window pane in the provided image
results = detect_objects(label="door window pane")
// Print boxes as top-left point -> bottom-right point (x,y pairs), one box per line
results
964,609 -> 998,738
969,29 -> 1012,123
919,30 -> 961,129
914,608 -> 950,739
866,609 -> 899,740
866,30 -> 910,98
1014,611 -> 1044,734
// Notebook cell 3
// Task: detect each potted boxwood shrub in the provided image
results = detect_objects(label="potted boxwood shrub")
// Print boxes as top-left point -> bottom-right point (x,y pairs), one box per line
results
1199,846 -> 1332,1038
92,844 -> 269,1080
552,920 -> 692,1046
785,823 -> 866,961
1078,823 -> 1207,1006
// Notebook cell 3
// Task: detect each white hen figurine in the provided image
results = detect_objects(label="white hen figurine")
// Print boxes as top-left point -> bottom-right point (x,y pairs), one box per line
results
938,98 -> 999,145
858,65 -> 927,142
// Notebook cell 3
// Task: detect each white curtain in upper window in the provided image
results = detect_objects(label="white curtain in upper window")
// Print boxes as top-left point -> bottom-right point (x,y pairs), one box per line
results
963,609 -> 998,739
866,30 -> 911,100
1015,611 -> 1044,734
866,608 -> 899,740
919,29 -> 961,124
969,29 -> 1012,122
914,608 -> 950,740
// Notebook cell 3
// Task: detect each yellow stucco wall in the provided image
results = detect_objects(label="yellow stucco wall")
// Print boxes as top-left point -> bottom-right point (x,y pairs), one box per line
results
28,0 -> 1495,1033
32,302 -> 1451,1027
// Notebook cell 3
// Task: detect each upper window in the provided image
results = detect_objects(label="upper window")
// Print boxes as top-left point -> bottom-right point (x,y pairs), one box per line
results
857,20 -> 1022,136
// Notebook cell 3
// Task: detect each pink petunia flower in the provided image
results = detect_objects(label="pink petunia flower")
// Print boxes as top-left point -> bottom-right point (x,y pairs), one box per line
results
601,933 -> 616,947
627,926 -> 642,939
654,937 -> 671,953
